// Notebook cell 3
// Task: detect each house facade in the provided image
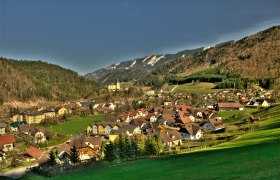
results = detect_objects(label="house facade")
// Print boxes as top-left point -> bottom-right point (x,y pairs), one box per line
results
0,134 -> 16,152
179,124 -> 203,140
0,123 -> 6,135
57,135 -> 102,162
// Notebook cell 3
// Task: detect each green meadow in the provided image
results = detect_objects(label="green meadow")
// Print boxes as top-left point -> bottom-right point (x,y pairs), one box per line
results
170,82 -> 222,94
47,115 -> 104,135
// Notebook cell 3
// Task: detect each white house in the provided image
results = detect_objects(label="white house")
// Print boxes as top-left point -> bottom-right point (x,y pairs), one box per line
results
201,118 -> 225,132
179,124 -> 203,140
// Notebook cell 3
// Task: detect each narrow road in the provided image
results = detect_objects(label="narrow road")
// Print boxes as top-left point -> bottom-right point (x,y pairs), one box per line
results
170,85 -> 178,92
0,164 -> 36,179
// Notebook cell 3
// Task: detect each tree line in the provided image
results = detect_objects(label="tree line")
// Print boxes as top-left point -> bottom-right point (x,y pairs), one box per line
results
104,134 -> 163,164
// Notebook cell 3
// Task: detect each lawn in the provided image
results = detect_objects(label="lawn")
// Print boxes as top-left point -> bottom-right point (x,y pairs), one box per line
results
20,105 -> 280,180
47,115 -> 104,135
172,82 -> 222,94
219,107 -> 260,124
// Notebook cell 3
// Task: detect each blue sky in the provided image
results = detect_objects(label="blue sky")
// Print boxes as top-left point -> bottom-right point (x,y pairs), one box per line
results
0,0 -> 279,74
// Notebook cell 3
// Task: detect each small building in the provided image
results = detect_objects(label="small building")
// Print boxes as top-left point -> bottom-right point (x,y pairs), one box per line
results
0,123 -> 7,135
9,113 -> 24,122
25,112 -> 45,124
145,90 -> 155,96
108,80 -> 121,91
10,120 -> 28,132
0,134 -> 16,152
19,124 -> 46,144
163,101 -> 172,106
57,135 -> 102,162
22,146 -> 43,161
160,130 -> 183,148
179,124 -> 203,140
42,108 -> 56,119
217,102 -> 244,111
201,119 -> 225,132
56,107 -> 69,116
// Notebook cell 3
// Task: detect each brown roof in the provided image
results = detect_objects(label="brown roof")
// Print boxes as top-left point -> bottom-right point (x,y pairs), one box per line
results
19,124 -> 45,135
132,118 -> 147,127
0,123 -> 7,128
145,113 -> 157,120
183,124 -> 201,135
160,130 -> 182,143
218,102 -> 243,108
161,114 -> 175,123
176,111 -> 193,124
209,119 -> 225,129
179,105 -> 192,112
0,134 -> 16,145
25,146 -> 43,159
70,135 -> 102,148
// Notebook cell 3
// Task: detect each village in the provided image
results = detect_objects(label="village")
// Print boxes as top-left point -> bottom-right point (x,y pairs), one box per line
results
0,82 -> 276,177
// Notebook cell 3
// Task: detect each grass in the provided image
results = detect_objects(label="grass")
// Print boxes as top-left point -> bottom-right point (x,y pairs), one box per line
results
20,105 -> 280,180
47,115 -> 104,135
219,107 -> 259,125
171,82 -> 222,94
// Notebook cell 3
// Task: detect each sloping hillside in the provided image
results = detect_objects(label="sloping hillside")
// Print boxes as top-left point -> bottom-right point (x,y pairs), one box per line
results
21,105 -> 280,179
154,26 -> 280,79
0,58 -> 101,103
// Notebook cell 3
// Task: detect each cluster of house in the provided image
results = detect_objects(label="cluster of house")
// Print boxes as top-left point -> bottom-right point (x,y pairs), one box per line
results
9,106 -> 70,124
202,90 -> 275,109
76,101 -> 116,115
0,98 -> 249,165
51,101 -> 245,164
0,133 -> 49,165
50,103 -> 240,163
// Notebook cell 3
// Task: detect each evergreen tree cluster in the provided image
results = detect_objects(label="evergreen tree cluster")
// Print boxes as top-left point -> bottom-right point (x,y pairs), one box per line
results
104,134 -> 163,164
0,57 -> 101,102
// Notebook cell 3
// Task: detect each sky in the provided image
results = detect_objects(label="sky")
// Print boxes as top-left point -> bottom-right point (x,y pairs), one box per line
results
0,0 -> 279,75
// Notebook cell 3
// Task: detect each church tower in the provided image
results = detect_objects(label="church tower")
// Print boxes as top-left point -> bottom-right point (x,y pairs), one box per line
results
116,79 -> 120,90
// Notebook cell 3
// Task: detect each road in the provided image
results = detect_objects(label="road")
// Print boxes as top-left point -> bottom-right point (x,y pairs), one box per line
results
170,85 -> 178,92
0,165 -> 36,179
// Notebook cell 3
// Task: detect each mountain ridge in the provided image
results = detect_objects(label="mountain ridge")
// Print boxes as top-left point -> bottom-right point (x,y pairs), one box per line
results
84,48 -> 204,83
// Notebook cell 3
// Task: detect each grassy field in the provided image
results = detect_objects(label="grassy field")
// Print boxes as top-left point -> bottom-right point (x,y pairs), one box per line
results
20,105 -> 280,180
170,82 -> 222,94
47,115 -> 104,135
219,107 -> 259,122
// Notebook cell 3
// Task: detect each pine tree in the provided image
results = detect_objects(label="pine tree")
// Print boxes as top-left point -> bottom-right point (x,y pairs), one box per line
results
48,149 -> 56,166
131,137 -> 139,160
125,135 -> 132,160
104,141 -> 117,164
145,134 -> 154,156
154,135 -> 163,156
118,134 -> 126,162
70,145 -> 79,165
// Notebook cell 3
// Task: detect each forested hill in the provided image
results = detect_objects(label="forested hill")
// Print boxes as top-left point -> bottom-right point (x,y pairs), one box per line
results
154,26 -> 280,79
0,58 -> 101,104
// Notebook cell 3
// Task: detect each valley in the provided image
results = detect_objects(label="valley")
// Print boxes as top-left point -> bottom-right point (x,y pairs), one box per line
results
0,25 -> 279,180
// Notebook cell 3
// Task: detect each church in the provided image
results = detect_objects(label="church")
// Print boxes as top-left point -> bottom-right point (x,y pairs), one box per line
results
108,80 -> 121,91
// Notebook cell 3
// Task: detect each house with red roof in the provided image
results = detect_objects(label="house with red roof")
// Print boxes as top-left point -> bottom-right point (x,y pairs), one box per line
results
175,111 -> 193,124
0,134 -> 16,152
22,146 -> 43,160
217,102 -> 244,111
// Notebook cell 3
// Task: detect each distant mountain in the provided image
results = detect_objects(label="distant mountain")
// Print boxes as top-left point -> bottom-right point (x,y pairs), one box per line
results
153,26 -> 280,80
0,58 -> 101,103
84,48 -> 203,83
